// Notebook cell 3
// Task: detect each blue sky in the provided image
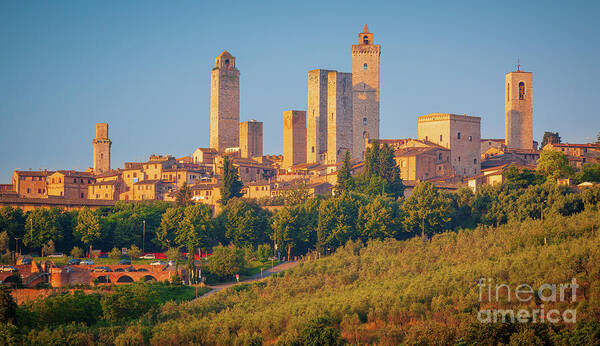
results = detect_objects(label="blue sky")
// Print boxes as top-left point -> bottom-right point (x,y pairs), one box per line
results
1,1 -> 599,182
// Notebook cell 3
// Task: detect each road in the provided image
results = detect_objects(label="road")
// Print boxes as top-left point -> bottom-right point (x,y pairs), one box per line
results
199,261 -> 299,298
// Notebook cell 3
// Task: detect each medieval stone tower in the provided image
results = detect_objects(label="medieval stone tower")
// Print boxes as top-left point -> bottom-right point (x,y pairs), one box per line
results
240,120 -> 263,158
505,68 -> 533,150
93,123 -> 111,174
283,110 -> 307,169
351,24 -> 380,160
210,50 -> 240,153
307,69 -> 332,164
327,71 -> 353,165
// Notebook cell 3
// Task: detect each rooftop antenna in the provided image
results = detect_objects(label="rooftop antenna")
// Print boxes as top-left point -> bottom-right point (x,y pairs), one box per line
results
516,57 -> 522,72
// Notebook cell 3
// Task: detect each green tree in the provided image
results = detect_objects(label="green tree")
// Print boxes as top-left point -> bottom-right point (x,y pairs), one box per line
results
0,286 -> 17,324
574,163 -> 600,184
70,246 -> 84,258
285,180 -> 310,206
74,207 -> 101,256
175,182 -> 193,207
109,247 -> 122,259
175,204 -> 213,252
256,244 -> 271,262
127,245 -> 141,259
205,245 -> 246,279
403,182 -> 452,237
222,199 -> 270,248
157,207 -> 184,249
335,150 -> 354,194
357,196 -> 404,241
536,150 -> 573,179
317,193 -> 363,251
165,247 -> 181,262
0,231 -> 8,252
24,208 -> 63,253
359,141 -> 404,198
220,155 -> 243,205
0,207 -> 25,247
541,131 -> 561,147
503,165 -> 544,189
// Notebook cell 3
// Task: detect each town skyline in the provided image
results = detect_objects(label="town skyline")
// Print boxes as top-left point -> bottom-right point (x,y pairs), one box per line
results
1,1 -> 599,183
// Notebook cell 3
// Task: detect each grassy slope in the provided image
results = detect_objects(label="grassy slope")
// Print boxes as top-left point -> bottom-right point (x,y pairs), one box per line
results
134,210 -> 600,345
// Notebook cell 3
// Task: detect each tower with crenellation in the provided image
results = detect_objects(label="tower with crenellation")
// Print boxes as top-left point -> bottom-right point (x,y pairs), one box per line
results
210,50 -> 240,153
505,66 -> 533,150
351,24 -> 380,160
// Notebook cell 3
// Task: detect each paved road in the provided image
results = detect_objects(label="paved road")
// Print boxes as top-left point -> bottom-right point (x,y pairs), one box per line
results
199,261 -> 299,298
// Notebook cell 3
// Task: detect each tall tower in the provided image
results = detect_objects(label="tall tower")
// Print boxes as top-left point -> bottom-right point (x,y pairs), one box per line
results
351,24 -> 381,160
240,120 -> 263,158
327,71 -> 353,165
307,69 -> 332,164
210,50 -> 240,153
505,67 -> 533,150
93,123 -> 111,174
283,110 -> 307,169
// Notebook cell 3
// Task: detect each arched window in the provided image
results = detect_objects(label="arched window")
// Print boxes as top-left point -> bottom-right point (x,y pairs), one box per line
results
363,36 -> 369,44
363,63 -> 367,70
507,83 -> 510,101
363,117 -> 367,125
519,82 -> 525,100
224,59 -> 230,68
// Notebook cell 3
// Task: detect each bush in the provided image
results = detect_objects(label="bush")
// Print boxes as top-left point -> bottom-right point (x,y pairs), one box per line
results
70,246 -> 84,258
0,286 -> 17,324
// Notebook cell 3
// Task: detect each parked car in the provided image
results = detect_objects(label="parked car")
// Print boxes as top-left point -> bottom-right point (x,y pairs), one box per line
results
150,261 -> 166,266
48,253 -> 65,258
92,266 -> 112,273
139,254 -> 155,259
0,265 -> 17,272
67,258 -> 81,265
118,259 -> 131,265
80,259 -> 94,265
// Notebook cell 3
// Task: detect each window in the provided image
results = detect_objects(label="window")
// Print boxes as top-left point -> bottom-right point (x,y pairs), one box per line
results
457,132 -> 461,139
474,158 -> 477,164
38,188 -> 41,193
363,117 -> 367,126
363,63 -> 368,70
507,83 -> 510,101
96,194 -> 100,199
100,153 -> 103,159
458,156 -> 461,162
311,146 -> 315,153
81,193 -> 84,198
133,173 -> 137,178
105,193 -> 108,198
469,136 -> 473,142
519,82 -> 525,100
440,135 -> 443,142
363,35 -> 369,44
425,136 -> 428,141
74,178 -> 77,183
438,153 -> 442,160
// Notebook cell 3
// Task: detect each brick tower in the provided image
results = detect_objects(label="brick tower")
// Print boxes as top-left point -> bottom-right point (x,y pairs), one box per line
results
351,24 -> 380,160
283,110 -> 307,169
93,123 -> 111,174
505,67 -> 533,150
327,71 -> 353,165
210,50 -> 240,153
240,120 -> 263,158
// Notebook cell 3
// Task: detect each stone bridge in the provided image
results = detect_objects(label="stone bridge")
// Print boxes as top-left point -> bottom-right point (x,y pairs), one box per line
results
51,264 -> 180,287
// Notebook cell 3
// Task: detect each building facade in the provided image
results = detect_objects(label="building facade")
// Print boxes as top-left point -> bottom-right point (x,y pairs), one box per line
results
327,71 -> 353,164
505,70 -> 533,150
240,120 -> 263,158
92,123 -> 111,174
283,110 -> 307,169
418,113 -> 481,177
351,24 -> 380,160
210,50 -> 240,152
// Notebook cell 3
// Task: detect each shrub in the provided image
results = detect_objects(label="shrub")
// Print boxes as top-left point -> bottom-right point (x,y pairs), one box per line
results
128,245 -> 142,259
256,244 -> 271,262
109,247 -> 122,260
70,246 -> 84,258
205,245 -> 246,280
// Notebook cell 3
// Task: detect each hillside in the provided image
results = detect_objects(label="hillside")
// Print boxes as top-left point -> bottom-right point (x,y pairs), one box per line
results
128,209 -> 600,345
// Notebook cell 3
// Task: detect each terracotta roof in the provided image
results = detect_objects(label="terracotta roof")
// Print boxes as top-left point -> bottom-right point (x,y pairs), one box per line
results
13,170 -> 53,177
53,170 -> 94,178
548,143 -> 600,149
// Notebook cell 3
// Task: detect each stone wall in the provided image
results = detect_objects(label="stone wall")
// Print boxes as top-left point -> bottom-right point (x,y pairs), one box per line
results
240,120 -> 263,158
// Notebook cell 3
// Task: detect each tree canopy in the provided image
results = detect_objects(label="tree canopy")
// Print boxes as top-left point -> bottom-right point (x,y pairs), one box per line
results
220,155 -> 243,205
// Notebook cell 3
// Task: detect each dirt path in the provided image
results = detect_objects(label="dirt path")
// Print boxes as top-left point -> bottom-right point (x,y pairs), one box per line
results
199,261 -> 299,298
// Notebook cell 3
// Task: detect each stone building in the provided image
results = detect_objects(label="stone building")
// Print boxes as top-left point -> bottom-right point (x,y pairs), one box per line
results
327,71 -> 353,165
210,50 -> 240,153
192,148 -> 217,164
283,110 -> 307,169
418,113 -> 481,177
88,180 -> 122,200
47,171 -> 95,200
307,69 -> 332,164
352,24 -> 380,160
240,120 -> 263,158
92,123 -> 111,174
11,171 -> 51,198
505,69 -> 533,150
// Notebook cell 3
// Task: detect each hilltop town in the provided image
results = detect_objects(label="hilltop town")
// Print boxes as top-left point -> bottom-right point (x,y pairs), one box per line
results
1,24 -> 599,211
